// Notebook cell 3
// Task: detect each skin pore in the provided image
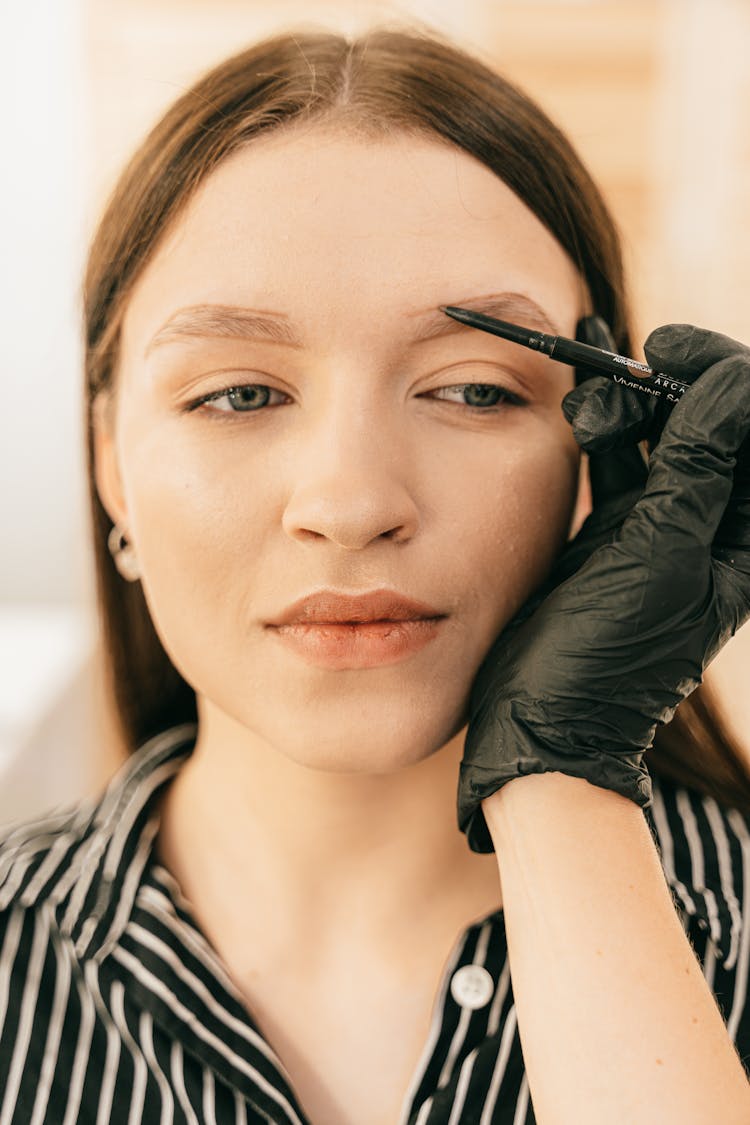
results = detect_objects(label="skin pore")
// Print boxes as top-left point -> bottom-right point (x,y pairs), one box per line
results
93,126 -> 589,1012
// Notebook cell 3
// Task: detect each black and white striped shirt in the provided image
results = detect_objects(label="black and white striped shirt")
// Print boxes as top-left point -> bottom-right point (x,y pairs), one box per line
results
0,722 -> 748,1123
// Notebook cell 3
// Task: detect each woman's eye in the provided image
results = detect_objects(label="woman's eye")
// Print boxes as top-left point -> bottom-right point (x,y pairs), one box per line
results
429,383 -> 526,411
185,384 -> 288,416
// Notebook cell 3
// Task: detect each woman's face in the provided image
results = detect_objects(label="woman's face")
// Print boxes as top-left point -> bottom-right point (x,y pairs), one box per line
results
95,127 -> 587,771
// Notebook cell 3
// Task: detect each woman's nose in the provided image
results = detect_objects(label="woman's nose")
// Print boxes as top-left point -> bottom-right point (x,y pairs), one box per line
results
280,411 -> 421,549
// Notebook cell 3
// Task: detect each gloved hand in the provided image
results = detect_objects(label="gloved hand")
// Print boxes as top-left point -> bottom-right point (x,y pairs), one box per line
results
457,323 -> 750,854
486,315 -> 652,630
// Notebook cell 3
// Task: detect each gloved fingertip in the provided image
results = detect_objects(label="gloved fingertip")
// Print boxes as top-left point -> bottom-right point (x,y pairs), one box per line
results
561,392 -> 613,448
643,323 -> 698,367
644,323 -> 750,385
563,379 -> 651,452
561,391 -> 582,424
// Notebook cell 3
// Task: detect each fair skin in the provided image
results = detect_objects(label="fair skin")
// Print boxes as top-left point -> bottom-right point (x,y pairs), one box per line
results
94,126 -> 590,1123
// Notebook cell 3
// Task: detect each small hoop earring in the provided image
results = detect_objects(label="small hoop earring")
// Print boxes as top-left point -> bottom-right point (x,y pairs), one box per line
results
107,524 -> 141,582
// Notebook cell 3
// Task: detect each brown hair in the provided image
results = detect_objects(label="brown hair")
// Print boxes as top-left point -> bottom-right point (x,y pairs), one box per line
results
84,23 -> 750,813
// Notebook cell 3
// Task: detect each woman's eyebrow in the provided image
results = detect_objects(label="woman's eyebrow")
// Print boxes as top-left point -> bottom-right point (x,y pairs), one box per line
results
410,293 -> 561,340
143,292 -> 559,357
144,306 -> 305,355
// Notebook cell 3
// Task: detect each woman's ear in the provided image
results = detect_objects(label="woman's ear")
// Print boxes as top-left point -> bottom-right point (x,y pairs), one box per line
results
567,451 -> 592,541
92,392 -> 129,529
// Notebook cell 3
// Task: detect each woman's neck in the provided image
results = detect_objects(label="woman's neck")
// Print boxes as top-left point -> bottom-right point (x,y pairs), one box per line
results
152,704 -> 503,964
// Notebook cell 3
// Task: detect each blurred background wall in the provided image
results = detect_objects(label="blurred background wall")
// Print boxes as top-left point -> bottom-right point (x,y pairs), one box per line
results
1,0 -> 749,824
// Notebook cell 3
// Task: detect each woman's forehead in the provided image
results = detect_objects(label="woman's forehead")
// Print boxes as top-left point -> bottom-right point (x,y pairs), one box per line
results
122,132 -> 585,350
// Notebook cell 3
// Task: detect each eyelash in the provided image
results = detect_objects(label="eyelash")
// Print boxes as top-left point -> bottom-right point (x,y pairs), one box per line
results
183,380 -> 528,419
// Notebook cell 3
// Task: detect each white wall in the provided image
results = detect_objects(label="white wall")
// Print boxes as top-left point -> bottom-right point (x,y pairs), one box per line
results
1,0 -> 90,605
0,0 -> 99,825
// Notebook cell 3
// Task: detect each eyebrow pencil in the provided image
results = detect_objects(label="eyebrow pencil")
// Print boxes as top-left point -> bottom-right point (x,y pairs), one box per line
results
439,306 -> 692,405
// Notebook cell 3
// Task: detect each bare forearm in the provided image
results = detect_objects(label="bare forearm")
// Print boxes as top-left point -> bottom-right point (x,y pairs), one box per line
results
482,772 -> 750,1125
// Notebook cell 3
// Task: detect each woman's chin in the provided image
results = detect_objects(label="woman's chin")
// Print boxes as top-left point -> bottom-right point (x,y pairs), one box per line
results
265,721 -> 467,775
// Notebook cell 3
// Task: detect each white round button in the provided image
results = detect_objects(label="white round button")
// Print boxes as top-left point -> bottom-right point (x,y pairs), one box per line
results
450,965 -> 494,1010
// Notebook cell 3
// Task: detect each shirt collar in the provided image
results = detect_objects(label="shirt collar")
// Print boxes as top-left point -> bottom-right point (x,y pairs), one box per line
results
0,722 -> 199,961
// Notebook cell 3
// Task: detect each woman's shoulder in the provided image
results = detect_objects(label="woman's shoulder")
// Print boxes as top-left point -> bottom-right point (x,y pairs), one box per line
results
0,799 -> 99,919
645,769 -> 748,971
0,722 -> 197,928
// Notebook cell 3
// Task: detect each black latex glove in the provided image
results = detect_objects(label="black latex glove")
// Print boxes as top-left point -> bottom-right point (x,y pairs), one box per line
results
457,323 -> 750,854
500,315 -> 653,625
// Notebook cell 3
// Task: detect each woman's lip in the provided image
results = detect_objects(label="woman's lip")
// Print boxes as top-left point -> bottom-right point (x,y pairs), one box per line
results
267,588 -> 444,626
267,617 -> 445,669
